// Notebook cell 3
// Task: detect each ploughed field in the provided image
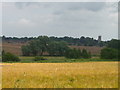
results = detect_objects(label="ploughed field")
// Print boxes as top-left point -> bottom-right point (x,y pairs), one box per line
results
2,62 -> 118,88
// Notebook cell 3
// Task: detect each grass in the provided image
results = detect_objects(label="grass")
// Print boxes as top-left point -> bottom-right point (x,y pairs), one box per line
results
3,56 -> 119,63
19,56 -> 120,63
2,62 -> 118,88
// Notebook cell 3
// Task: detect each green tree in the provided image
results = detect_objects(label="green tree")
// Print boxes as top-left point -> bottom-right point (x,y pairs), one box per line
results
65,48 -> 83,59
48,41 -> 69,56
100,48 -> 118,59
78,49 -> 82,58
21,45 -> 31,56
88,51 -> 92,58
29,40 -> 39,56
81,49 -> 89,58
57,41 -> 69,56
37,36 -> 50,55
107,39 -> 120,49
72,48 -> 79,59
47,41 -> 59,56
2,52 -> 20,62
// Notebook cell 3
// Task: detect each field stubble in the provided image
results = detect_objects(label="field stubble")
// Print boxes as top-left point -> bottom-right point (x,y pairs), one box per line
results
2,62 -> 118,88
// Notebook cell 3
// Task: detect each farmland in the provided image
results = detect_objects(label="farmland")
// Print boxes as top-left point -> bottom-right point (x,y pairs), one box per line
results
2,42 -> 103,56
1,38 -> 119,88
2,62 -> 118,88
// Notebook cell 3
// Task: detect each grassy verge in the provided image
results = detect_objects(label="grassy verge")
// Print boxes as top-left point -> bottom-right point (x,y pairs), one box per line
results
2,56 -> 119,63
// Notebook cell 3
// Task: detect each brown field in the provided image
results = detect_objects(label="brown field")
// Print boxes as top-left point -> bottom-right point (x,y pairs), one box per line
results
2,42 -> 103,56
2,62 -> 118,88
2,42 -> 25,55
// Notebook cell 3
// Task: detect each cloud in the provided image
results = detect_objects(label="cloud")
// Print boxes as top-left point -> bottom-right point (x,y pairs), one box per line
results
2,2 -> 118,40
15,2 -> 106,12
8,18 -> 36,27
17,18 -> 35,26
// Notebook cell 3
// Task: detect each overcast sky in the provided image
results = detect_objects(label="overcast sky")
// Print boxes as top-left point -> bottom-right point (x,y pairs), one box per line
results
2,2 -> 118,40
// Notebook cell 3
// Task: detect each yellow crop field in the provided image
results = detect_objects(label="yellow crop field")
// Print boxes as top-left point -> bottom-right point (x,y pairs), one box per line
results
2,62 -> 118,88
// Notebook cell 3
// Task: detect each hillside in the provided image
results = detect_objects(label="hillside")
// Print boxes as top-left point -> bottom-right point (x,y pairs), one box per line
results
2,42 -> 103,56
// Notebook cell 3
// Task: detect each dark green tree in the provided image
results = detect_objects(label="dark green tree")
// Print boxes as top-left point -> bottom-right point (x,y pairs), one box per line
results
107,39 -> 120,49
2,52 -> 20,62
47,41 -> 59,56
29,40 -> 39,56
65,48 -> 88,59
100,48 -> 118,59
81,49 -> 89,58
48,41 -> 69,56
78,49 -> 82,58
21,45 -> 31,56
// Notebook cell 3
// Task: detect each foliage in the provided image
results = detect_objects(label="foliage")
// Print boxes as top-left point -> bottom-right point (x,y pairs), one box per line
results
107,39 -> 120,49
101,39 -> 120,59
2,35 -> 107,46
33,56 -> 47,61
21,36 -> 69,56
100,48 -> 118,59
65,48 -> 91,59
21,45 -> 31,56
82,49 -> 90,59
2,52 -> 20,62
21,36 -> 50,56
47,41 -> 68,56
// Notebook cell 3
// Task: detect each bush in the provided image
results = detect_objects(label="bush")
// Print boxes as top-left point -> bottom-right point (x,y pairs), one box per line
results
33,56 -> 47,61
81,49 -> 90,59
100,48 -> 118,59
65,48 -> 91,59
21,45 -> 31,56
2,52 -> 20,62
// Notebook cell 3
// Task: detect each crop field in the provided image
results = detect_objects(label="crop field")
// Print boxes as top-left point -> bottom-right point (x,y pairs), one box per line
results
2,62 -> 118,88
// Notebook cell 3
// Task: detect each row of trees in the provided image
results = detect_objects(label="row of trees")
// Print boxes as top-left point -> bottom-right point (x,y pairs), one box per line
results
2,35 -> 107,46
21,36 -> 91,59
65,48 -> 91,59
100,39 -> 120,59
21,36 -> 69,56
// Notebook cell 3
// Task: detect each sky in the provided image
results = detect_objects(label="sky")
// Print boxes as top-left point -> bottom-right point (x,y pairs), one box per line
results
2,2 -> 118,41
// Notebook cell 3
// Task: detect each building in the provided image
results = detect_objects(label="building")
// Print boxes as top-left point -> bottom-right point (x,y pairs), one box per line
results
98,36 -> 101,43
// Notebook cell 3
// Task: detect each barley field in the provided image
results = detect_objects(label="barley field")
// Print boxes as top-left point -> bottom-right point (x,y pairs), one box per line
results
2,62 -> 118,88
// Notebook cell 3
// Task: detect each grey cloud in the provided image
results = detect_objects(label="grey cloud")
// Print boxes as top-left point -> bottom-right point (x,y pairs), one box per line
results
3,2 -> 118,40
65,2 -> 105,11
15,2 -> 105,12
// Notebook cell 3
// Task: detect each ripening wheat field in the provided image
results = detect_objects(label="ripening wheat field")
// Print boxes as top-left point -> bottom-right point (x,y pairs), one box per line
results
2,62 -> 118,88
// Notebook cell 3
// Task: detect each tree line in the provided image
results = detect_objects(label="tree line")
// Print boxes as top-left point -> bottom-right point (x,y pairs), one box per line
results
21,36 -> 91,59
2,35 -> 107,46
100,39 -> 120,59
2,37 -> 120,62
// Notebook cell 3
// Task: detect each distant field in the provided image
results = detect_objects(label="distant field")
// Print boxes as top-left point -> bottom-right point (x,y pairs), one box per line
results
2,62 -> 118,88
2,42 -> 25,56
2,42 -> 103,56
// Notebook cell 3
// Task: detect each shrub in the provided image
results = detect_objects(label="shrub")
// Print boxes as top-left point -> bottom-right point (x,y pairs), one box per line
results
100,48 -> 118,59
88,52 -> 92,58
33,56 -> 47,61
21,45 -> 31,56
2,52 -> 20,62
81,49 -> 90,59
65,48 -> 91,59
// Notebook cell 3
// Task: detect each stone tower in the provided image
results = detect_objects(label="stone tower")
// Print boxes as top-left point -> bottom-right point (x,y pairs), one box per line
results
98,36 -> 101,43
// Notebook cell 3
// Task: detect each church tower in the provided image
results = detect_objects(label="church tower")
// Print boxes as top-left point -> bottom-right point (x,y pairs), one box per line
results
98,36 -> 101,43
